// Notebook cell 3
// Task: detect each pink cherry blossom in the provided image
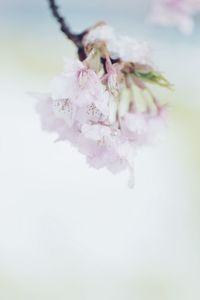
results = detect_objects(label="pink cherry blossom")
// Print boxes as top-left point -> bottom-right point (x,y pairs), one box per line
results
52,59 -> 109,115
150,0 -> 200,34
35,23 -> 170,187
83,24 -> 153,66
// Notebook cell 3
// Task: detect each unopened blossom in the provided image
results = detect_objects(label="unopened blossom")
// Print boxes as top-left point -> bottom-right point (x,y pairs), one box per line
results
35,23 -> 171,187
150,0 -> 200,34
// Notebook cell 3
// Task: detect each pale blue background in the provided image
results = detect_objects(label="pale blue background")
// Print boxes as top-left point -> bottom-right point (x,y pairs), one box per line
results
0,1 -> 200,300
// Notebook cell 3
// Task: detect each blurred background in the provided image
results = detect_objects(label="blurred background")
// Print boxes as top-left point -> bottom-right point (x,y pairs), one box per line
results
0,0 -> 200,299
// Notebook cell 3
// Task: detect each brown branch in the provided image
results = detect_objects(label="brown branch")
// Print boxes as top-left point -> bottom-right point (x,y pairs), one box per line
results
48,0 -> 87,59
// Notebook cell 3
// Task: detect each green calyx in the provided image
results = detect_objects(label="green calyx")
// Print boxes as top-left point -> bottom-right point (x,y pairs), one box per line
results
133,70 -> 172,89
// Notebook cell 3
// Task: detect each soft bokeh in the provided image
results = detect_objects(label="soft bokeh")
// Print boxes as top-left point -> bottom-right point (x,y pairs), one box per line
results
0,1 -> 200,299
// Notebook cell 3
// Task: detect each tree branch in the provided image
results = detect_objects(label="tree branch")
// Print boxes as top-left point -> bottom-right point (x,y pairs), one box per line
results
48,0 -> 87,55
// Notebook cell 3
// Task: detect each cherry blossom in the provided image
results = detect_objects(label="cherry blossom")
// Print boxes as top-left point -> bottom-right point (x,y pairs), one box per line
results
83,23 -> 153,66
35,23 -> 170,187
150,0 -> 200,34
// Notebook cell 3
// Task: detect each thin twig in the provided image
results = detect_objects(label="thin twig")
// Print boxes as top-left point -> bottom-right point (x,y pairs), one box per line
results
48,0 -> 87,58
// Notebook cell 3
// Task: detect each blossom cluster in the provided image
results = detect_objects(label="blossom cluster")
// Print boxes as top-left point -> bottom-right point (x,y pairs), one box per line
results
150,0 -> 200,34
36,23 -> 170,186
